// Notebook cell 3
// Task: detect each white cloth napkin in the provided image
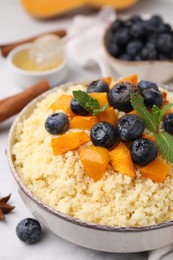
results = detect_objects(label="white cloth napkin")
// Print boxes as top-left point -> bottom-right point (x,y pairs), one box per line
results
65,6 -> 117,78
65,8 -> 173,260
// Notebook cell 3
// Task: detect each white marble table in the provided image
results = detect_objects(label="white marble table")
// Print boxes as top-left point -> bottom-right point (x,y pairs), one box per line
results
0,0 -> 173,259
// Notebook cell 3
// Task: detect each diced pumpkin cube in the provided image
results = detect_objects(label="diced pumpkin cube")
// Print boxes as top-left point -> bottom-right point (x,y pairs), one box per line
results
89,92 -> 109,108
99,107 -> 118,125
140,157 -> 171,183
101,77 -> 112,86
69,116 -> 99,130
52,132 -> 90,156
50,94 -> 75,118
161,91 -> 167,101
128,109 -> 140,116
109,142 -> 136,177
80,146 -> 110,181
142,134 -> 156,144
118,74 -> 138,85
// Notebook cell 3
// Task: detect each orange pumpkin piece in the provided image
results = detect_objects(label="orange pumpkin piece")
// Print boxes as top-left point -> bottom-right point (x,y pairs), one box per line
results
50,94 -> 75,118
118,74 -> 138,85
101,77 -> 112,86
161,91 -> 167,101
128,109 -> 140,116
161,100 -> 173,118
142,134 -> 156,144
89,92 -> 109,108
52,132 -> 90,156
99,107 -> 118,125
80,146 -> 110,181
140,157 -> 171,183
109,142 -> 136,177
69,116 -> 99,130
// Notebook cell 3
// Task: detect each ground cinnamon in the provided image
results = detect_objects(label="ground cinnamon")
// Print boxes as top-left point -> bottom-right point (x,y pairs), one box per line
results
0,80 -> 50,122
1,29 -> 66,57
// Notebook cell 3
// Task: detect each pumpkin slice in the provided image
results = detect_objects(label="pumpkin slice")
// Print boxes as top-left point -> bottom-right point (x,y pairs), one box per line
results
140,157 -> 171,183
89,92 -> 109,108
99,107 -> 118,125
128,109 -> 140,116
50,94 -> 75,118
161,91 -> 167,101
101,77 -> 112,86
80,146 -> 110,181
109,142 -> 136,177
69,116 -> 99,130
142,134 -> 156,144
118,74 -> 138,85
52,132 -> 90,155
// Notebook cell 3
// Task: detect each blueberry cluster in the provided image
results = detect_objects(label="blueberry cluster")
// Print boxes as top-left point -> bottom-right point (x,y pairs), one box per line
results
106,15 -> 173,61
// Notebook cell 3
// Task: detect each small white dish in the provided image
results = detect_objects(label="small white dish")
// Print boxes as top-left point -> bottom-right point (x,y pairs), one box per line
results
103,30 -> 173,83
7,43 -> 68,88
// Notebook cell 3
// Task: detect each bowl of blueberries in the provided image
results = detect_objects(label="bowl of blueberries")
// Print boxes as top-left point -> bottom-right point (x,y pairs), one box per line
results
104,14 -> 173,83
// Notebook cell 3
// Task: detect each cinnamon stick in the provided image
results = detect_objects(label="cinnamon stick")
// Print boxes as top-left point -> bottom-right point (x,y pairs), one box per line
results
0,80 -> 50,122
1,29 -> 66,57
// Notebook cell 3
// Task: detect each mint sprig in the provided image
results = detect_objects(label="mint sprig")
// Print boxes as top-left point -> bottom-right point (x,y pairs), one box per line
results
130,92 -> 173,163
73,90 -> 107,116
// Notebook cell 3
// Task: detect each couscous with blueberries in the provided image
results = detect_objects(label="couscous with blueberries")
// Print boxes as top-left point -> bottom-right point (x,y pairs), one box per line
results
12,75 -> 173,227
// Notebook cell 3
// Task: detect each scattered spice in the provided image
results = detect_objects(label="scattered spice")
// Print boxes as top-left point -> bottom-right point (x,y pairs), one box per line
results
0,194 -> 15,220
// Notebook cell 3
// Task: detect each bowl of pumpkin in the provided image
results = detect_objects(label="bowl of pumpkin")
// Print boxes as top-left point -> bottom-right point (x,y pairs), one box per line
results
8,74 -> 173,253
104,14 -> 173,83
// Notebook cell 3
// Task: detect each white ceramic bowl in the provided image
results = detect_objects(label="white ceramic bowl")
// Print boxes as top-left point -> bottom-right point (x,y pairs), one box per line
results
7,43 -> 68,88
7,82 -> 173,253
103,29 -> 173,83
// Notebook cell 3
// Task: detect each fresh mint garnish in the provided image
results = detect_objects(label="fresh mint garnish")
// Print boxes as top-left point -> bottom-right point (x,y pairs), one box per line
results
73,90 -> 107,116
154,132 -> 173,163
130,92 -> 173,163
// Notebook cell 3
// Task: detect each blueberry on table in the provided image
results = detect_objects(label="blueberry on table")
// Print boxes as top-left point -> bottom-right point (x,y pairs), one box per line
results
90,122 -> 117,149
108,82 -> 138,112
130,138 -> 158,166
70,98 -> 89,116
87,80 -> 109,93
116,114 -> 145,142
163,113 -> 173,135
142,89 -> 163,108
45,112 -> 69,135
16,218 -> 42,244
137,80 -> 159,93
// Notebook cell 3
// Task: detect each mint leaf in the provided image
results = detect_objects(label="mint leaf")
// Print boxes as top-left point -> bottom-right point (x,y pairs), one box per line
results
93,104 -> 108,116
73,90 -> 107,115
159,103 -> 173,122
151,105 -> 161,124
130,93 -> 157,132
154,132 -> 173,163
73,90 -> 90,111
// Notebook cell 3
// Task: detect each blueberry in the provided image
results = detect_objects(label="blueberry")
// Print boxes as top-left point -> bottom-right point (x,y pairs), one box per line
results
142,88 -> 163,108
141,44 -> 157,60
108,82 -> 138,112
45,112 -> 69,135
116,114 -> 145,142
144,20 -> 157,34
158,52 -> 170,60
126,40 -> 143,56
137,80 -> 159,93
130,138 -> 158,166
111,19 -> 124,33
163,113 -> 173,134
114,28 -> 131,45
107,42 -> 120,57
134,54 -> 142,61
90,122 -> 117,149
158,23 -> 172,34
87,80 -> 109,93
130,15 -> 143,23
157,33 -> 173,53
149,15 -> 163,26
16,218 -> 42,244
130,22 -> 146,38
70,98 -> 89,116
118,53 -> 132,61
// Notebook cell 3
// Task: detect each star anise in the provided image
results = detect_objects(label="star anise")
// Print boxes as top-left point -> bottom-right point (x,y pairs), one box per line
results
0,194 -> 15,220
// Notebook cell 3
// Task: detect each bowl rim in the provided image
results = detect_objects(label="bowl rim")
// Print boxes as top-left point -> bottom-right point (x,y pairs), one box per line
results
7,43 -> 66,76
7,81 -> 173,233
103,24 -> 173,66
